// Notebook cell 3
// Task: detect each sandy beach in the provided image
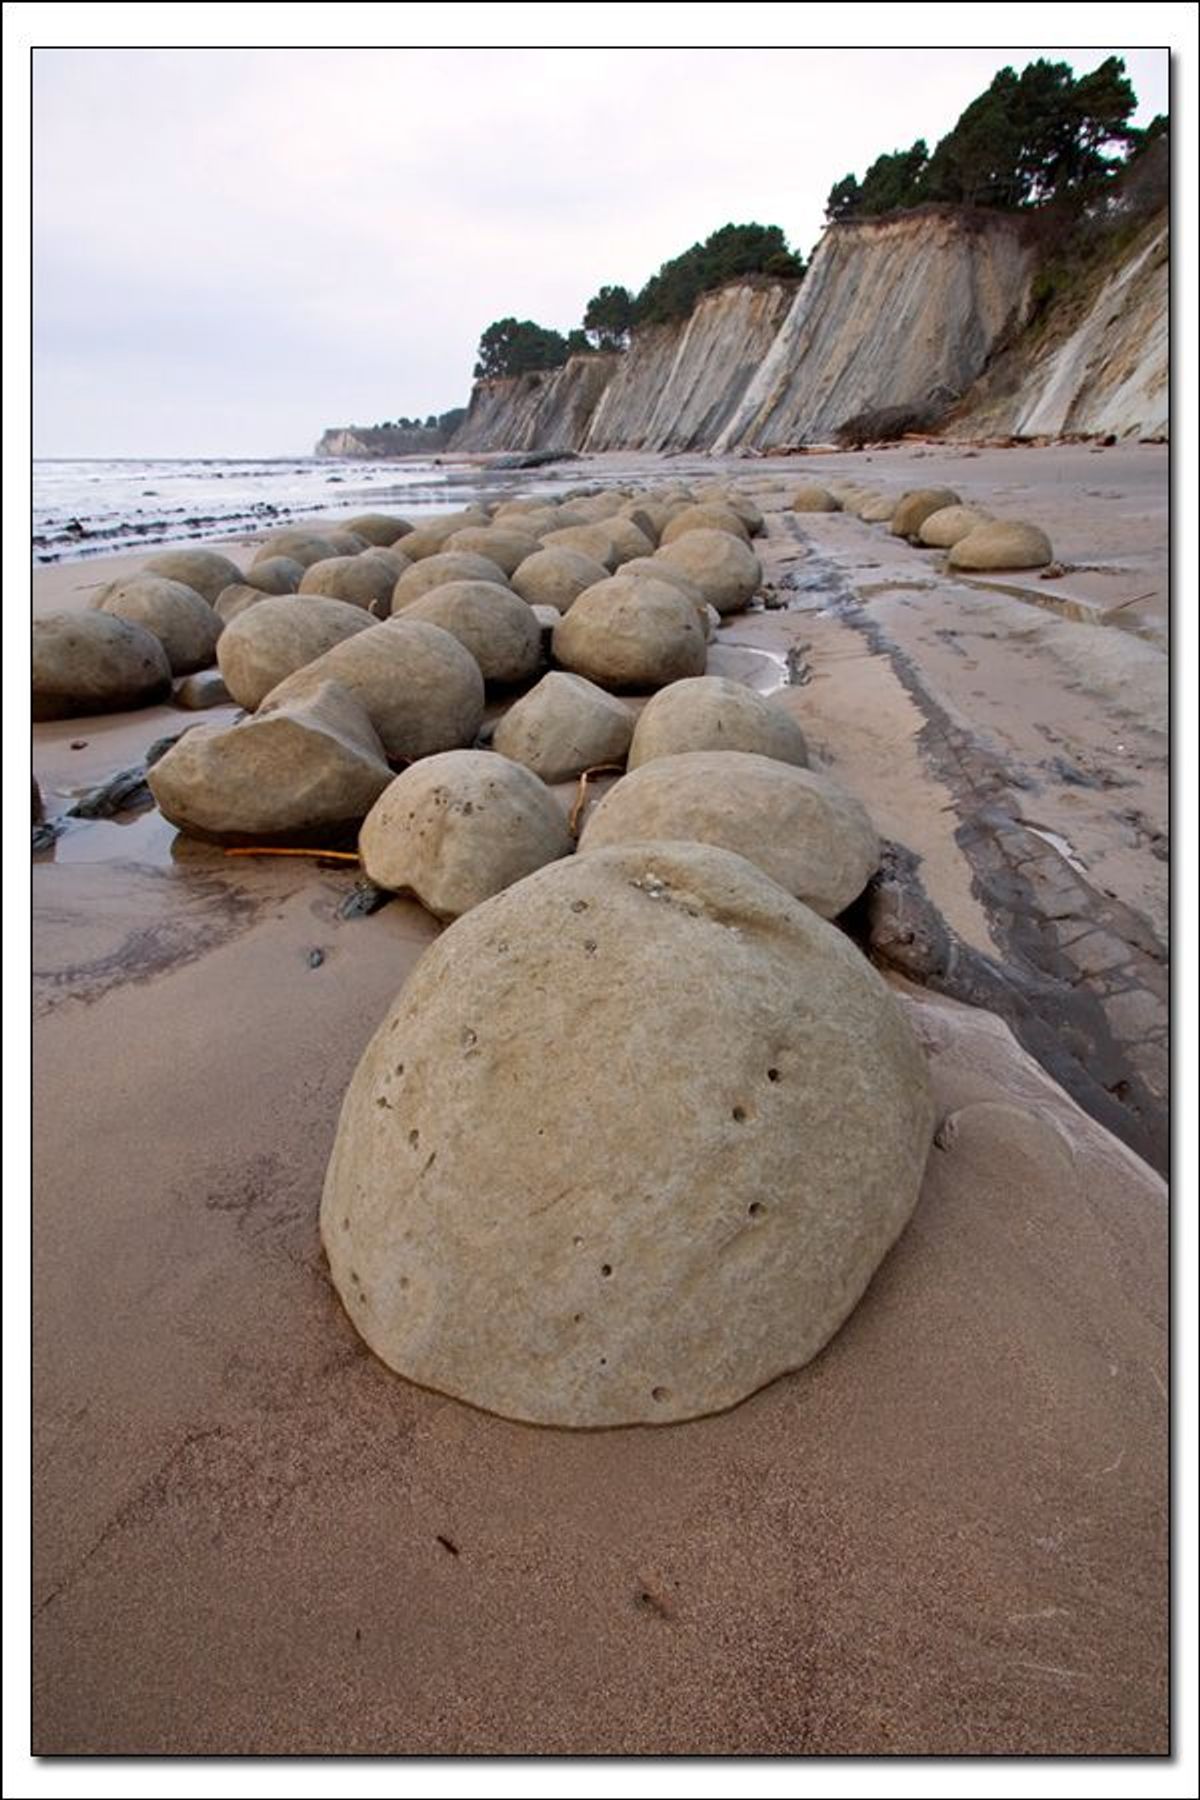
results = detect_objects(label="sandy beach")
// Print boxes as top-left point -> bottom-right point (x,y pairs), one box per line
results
31,443 -> 1169,1754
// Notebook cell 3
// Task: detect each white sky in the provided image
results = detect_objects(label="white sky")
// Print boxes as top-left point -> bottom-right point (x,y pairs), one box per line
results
30,44 -> 1170,458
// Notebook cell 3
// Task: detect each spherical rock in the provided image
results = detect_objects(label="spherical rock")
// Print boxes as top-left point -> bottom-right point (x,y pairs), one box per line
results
321,840 -> 935,1426
33,611 -> 172,721
174,669 -> 232,710
260,618 -> 485,762
653,528 -> 762,615
790,485 -> 840,513
251,528 -> 341,569
578,751 -> 875,918
344,513 -> 414,546
552,575 -> 707,691
325,529 -> 372,556
890,488 -> 960,538
695,487 -> 766,535
142,548 -> 243,605
401,580 -> 541,686
917,504 -> 993,548
627,675 -> 809,771
493,671 -> 634,783
390,510 -> 490,561
849,492 -> 898,523
299,556 -> 398,612
620,557 -> 708,623
240,555 -> 306,595
148,680 -> 392,844
93,575 -> 222,675
391,552 -> 511,610
359,545 -> 411,581
215,583 -> 274,625
445,526 -> 542,576
359,749 -> 573,919
510,547 -> 610,614
660,504 -> 751,547
948,519 -> 1054,570
216,594 -> 374,709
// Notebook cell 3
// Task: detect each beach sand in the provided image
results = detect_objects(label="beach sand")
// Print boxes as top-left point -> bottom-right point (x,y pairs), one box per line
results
31,443 -> 1169,1753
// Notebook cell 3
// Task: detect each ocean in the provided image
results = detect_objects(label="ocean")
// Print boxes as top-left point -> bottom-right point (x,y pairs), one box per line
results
31,456 -> 563,564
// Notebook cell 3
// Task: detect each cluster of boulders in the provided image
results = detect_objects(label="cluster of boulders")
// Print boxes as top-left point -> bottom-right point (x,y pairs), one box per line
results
788,480 -> 1055,569
34,478 -> 935,1430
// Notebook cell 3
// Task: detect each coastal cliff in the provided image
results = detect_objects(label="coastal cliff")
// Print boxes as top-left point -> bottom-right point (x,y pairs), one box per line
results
449,205 -> 1168,455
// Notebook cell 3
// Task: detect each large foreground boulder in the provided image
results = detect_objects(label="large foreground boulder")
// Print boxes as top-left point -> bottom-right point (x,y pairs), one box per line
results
552,575 -> 706,691
142,548 -> 243,605
216,593 -> 373,709
493,671 -> 635,782
510,546 -> 610,614
93,575 -> 222,675
321,840 -> 935,1426
628,675 -> 809,770
32,611 -> 172,720
578,752 -> 877,918
948,520 -> 1054,570
359,749 -> 573,919
148,680 -> 392,844
400,580 -> 541,686
391,551 -> 511,609
261,618 -> 485,762
653,529 -> 762,614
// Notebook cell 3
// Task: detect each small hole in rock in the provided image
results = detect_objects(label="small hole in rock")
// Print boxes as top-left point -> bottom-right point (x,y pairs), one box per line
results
651,1386 -> 670,1403
572,1313 -> 583,1324
600,1263 -> 612,1277
408,1128 -> 420,1149
767,1068 -> 780,1083
748,1202 -> 765,1218
572,1235 -> 584,1247
732,1106 -> 748,1123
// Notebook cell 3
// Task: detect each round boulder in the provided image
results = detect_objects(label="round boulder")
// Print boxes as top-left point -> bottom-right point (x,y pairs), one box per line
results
445,526 -> 542,576
216,594 -> 374,709
401,580 -> 541,686
510,546 -> 611,614
359,545 -> 411,581
552,575 -> 707,691
917,504 -> 993,548
260,618 -> 485,762
660,504 -> 751,547
620,557 -> 707,624
240,555 -> 306,595
493,671 -> 634,783
578,751 -> 876,918
391,551 -> 511,610
628,675 -> 809,771
93,575 -> 222,675
299,556 -> 398,612
653,529 -> 762,615
325,529 -> 372,556
215,583 -> 275,625
890,488 -> 960,538
390,510 -> 491,561
33,611 -> 172,721
359,749 -> 573,919
538,523 -> 624,571
343,513 -> 413,546
251,528 -> 340,569
142,548 -> 243,605
695,487 -> 766,535
948,520 -> 1054,570
321,840 -> 935,1426
790,485 -> 840,513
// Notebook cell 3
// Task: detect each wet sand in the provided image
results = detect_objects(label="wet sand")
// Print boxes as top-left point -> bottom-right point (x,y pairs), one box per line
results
31,444 -> 1169,1753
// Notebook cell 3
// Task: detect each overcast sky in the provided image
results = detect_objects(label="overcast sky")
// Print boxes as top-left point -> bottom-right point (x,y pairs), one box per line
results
31,46 -> 1169,459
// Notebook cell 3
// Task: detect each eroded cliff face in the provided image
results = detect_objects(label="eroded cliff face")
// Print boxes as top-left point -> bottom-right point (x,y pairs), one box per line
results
449,206 -> 1167,456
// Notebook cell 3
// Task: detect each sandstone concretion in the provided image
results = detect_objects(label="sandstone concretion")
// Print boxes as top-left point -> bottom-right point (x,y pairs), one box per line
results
552,574 -> 707,691
251,528 -> 341,569
93,575 -> 222,676
578,751 -> 877,918
299,556 -> 399,612
660,504 -> 751,546
142,548 -> 244,605
400,580 -> 541,686
445,526 -> 542,576
890,488 -> 961,538
510,546 -> 611,614
653,529 -> 762,615
148,680 -> 392,844
215,583 -> 275,625
492,671 -> 635,782
33,610 -> 173,721
917,504 -> 993,548
174,670 -> 232,710
790,485 -> 841,513
321,840 -> 934,1426
391,552 -> 511,609
620,557 -> 708,623
326,529 -> 371,556
359,749 -> 573,919
240,555 -> 306,595
343,513 -> 414,545
628,675 -> 809,771
948,519 -> 1054,570
260,618 -> 485,762
390,510 -> 491,561
216,594 -> 374,710
538,523 -> 625,571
